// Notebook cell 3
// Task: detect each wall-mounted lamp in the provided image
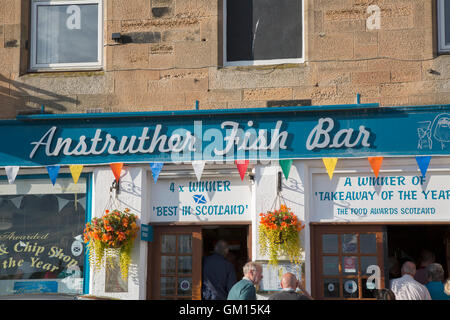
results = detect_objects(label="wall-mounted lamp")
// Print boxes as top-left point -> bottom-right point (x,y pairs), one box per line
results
110,180 -> 120,195
112,33 -> 122,43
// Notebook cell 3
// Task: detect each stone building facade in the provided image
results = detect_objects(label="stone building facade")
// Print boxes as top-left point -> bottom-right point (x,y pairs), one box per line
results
0,0 -> 449,119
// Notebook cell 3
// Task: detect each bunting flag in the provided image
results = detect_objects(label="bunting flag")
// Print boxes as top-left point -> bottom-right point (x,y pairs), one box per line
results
46,165 -> 60,186
368,156 -> 384,178
415,156 -> 432,177
322,158 -> 338,180
57,196 -> 70,212
150,162 -> 164,183
69,165 -> 83,184
235,160 -> 249,181
10,196 -> 23,209
279,159 -> 293,180
110,163 -> 124,182
192,161 -> 205,181
5,166 -> 19,184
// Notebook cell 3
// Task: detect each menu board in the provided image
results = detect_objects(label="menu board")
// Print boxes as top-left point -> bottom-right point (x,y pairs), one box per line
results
258,262 -> 303,292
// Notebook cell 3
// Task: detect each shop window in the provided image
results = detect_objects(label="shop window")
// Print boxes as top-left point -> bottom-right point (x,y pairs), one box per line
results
0,176 -> 88,296
224,0 -> 304,66
30,0 -> 103,71
438,0 -> 450,53
311,225 -> 386,300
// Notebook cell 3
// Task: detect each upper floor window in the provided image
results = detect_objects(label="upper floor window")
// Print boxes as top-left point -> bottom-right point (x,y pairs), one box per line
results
30,0 -> 103,71
224,0 -> 304,66
438,0 -> 450,52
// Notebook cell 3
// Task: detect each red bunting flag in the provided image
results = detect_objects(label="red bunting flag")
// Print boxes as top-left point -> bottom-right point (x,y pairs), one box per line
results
110,163 -> 124,182
368,157 -> 383,178
235,160 -> 249,181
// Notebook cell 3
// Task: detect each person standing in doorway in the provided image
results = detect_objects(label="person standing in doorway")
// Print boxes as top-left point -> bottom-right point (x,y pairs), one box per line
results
425,263 -> 450,300
390,261 -> 431,300
202,240 -> 237,300
414,249 -> 435,285
227,261 -> 263,300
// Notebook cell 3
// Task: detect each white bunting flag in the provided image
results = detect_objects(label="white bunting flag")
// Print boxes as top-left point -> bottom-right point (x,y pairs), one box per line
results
192,161 -> 205,181
5,166 -> 19,184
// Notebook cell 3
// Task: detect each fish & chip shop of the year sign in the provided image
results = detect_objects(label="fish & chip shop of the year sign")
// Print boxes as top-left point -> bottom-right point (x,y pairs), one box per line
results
149,177 -> 253,223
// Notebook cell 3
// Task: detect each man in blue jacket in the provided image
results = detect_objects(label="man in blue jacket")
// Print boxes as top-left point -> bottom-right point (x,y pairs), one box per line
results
202,240 -> 237,300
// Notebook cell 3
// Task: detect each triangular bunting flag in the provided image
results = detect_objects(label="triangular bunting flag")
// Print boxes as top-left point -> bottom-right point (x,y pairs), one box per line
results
279,159 -> 293,180
322,158 -> 338,180
192,161 -> 205,181
46,165 -> 60,186
110,163 -> 124,182
10,196 -> 23,209
415,156 -> 431,177
69,165 -> 83,184
56,196 -> 70,213
5,166 -> 19,184
150,163 -> 164,183
235,160 -> 249,181
368,157 -> 384,178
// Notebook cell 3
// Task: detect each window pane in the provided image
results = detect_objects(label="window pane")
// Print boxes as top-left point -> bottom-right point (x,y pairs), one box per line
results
161,235 -> 176,253
343,279 -> 359,298
36,4 -> 98,64
361,256 -> 378,276
343,256 -> 358,275
178,256 -> 192,274
178,235 -> 192,253
322,234 -> 338,254
323,256 -> 339,275
226,0 -> 303,62
160,277 -> 176,296
360,234 -> 377,254
0,187 -> 86,295
342,234 -> 358,253
177,277 -> 192,296
445,0 -> 450,45
323,279 -> 340,298
362,278 -> 377,298
161,256 -> 176,274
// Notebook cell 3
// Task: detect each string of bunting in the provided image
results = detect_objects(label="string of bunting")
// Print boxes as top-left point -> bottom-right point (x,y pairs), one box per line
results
1,156 -> 435,185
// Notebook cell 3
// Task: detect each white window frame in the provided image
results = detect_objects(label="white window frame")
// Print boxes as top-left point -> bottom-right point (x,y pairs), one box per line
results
223,0 -> 305,67
30,0 -> 103,71
438,0 -> 450,53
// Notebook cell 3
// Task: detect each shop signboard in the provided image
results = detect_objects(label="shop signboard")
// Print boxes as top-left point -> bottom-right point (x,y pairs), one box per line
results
149,177 -> 252,222
312,171 -> 450,222
1,105 -> 449,166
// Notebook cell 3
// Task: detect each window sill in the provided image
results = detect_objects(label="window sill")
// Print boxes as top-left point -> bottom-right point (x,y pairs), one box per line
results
22,69 -> 105,78
220,62 -> 307,71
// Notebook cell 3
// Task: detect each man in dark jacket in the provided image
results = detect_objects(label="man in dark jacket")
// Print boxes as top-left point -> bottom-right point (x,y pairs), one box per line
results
268,272 -> 313,300
202,240 -> 237,300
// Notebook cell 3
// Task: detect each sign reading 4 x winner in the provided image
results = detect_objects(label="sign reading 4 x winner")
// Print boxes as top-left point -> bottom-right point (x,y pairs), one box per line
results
150,177 -> 252,223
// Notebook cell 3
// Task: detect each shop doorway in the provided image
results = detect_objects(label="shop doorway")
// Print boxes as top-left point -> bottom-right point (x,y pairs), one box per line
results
202,225 -> 250,281
386,225 -> 450,283
147,224 -> 250,300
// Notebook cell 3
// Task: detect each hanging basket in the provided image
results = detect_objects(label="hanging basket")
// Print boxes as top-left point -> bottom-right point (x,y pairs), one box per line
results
83,208 -> 140,280
258,201 -> 305,266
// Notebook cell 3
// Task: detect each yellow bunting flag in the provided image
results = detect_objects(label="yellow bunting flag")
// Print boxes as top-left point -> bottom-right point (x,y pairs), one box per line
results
69,165 -> 84,184
368,156 -> 384,178
322,158 -> 338,180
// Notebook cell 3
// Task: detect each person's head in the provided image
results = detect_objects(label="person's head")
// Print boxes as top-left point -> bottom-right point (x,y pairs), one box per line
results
418,249 -> 435,267
214,240 -> 229,257
243,262 -> 263,285
376,288 -> 396,300
280,272 -> 298,290
401,261 -> 416,277
444,278 -> 450,295
426,263 -> 444,283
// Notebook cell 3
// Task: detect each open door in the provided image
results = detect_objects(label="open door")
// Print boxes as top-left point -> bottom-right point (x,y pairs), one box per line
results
148,226 -> 202,300
311,224 -> 386,300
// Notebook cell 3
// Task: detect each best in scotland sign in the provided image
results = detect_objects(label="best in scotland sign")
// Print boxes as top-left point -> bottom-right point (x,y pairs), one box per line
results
1,104 -> 450,166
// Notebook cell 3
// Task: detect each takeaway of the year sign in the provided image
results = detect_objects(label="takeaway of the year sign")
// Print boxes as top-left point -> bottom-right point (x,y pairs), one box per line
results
311,171 -> 450,222
149,177 -> 252,222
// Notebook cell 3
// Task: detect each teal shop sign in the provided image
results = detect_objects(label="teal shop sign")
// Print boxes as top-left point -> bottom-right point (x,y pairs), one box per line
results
1,104 -> 449,167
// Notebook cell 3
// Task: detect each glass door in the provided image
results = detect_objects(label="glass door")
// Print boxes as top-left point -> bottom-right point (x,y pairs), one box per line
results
311,225 -> 386,300
148,226 -> 202,300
